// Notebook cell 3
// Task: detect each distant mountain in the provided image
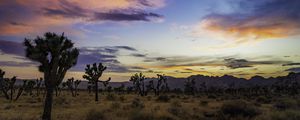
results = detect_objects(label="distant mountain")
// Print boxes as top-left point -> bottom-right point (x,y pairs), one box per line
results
14,73 -> 300,90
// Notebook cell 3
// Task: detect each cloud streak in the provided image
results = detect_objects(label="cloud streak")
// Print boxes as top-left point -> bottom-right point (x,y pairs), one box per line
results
0,0 -> 165,35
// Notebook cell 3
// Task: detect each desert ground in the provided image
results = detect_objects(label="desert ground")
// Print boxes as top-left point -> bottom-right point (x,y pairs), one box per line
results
1,90 -> 300,120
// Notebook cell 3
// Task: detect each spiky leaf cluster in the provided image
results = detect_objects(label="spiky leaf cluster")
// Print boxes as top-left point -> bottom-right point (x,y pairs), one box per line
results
83,63 -> 107,83
24,32 -> 79,87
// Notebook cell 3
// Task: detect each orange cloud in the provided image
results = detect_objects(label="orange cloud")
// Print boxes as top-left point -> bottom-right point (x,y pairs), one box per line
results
193,0 -> 300,45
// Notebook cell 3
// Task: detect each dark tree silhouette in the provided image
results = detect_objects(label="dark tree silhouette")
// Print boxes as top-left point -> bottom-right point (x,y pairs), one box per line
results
100,77 -> 111,92
15,80 -> 27,101
36,78 -> 43,96
0,69 -> 10,100
184,78 -> 196,95
74,79 -> 81,96
24,32 -> 79,120
130,73 -> 146,96
83,63 -> 107,101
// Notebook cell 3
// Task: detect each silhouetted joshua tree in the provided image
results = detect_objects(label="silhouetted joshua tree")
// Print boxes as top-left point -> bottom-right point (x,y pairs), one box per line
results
36,78 -> 43,96
24,80 -> 36,96
130,73 -> 146,96
15,80 -> 28,101
100,77 -> 111,92
66,77 -> 75,97
83,63 -> 107,102
74,79 -> 81,96
0,69 -> 8,99
156,74 -> 168,95
0,69 -> 13,100
184,78 -> 196,95
24,32 -> 79,120
1,76 -> 17,101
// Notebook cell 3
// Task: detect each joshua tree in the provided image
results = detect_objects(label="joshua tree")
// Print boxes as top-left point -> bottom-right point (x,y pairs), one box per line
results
0,69 -> 10,100
66,77 -> 75,96
74,80 -> 81,96
25,80 -> 36,96
83,63 -> 107,102
36,78 -> 43,96
156,74 -> 168,96
0,76 -> 17,101
6,76 -> 17,101
130,73 -> 146,96
15,80 -> 28,101
100,77 -> 111,92
184,78 -> 196,95
24,32 -> 79,120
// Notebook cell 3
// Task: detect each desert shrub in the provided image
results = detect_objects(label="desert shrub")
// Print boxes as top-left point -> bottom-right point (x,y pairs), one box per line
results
119,96 -> 126,102
200,100 -> 208,106
156,95 -> 170,102
270,110 -> 300,120
129,110 -> 153,120
106,94 -> 116,101
156,115 -> 174,120
86,109 -> 106,120
170,100 -> 182,108
168,102 -> 187,118
207,94 -> 217,99
147,96 -> 152,101
273,98 -> 299,110
256,96 -> 271,104
218,100 -> 261,119
55,97 -> 69,105
131,98 -> 144,109
110,102 -> 121,109
170,95 -> 176,98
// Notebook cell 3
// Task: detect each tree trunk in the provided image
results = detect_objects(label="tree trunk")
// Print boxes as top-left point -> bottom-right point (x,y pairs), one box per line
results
1,89 -> 9,100
42,87 -> 54,120
10,87 -> 13,101
95,81 -> 98,101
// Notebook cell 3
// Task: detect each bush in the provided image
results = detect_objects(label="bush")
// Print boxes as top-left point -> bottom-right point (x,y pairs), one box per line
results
218,100 -> 261,119
106,94 -> 116,101
156,95 -> 170,102
168,102 -> 187,118
256,96 -> 271,104
200,100 -> 208,106
273,99 -> 299,110
86,109 -> 105,120
129,110 -> 153,120
170,100 -> 182,108
110,102 -> 121,109
131,98 -> 144,109
55,97 -> 69,105
119,96 -> 126,102
270,110 -> 300,120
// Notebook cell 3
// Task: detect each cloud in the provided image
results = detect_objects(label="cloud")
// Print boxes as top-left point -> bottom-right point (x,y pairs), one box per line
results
282,63 -> 300,66
0,61 -> 36,67
130,53 -> 147,57
224,58 -> 289,69
0,40 -> 24,56
71,46 -> 139,72
0,0 -> 165,35
194,0 -> 300,44
285,67 -> 300,73
0,39 -> 144,73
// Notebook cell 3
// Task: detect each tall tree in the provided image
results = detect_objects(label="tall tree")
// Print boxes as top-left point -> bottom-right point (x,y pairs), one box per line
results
24,32 -> 79,120
0,69 -> 10,100
83,63 -> 107,101
130,73 -> 146,96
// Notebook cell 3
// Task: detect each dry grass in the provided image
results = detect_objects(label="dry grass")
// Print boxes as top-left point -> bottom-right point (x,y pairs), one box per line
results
0,91 -> 299,120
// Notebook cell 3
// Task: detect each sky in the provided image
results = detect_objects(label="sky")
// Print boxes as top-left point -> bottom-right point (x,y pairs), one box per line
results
0,0 -> 300,81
